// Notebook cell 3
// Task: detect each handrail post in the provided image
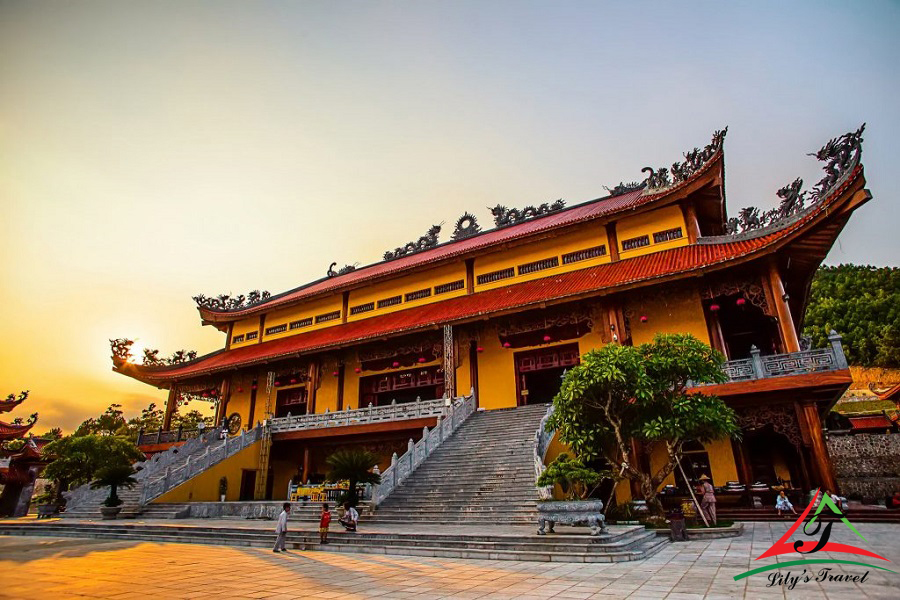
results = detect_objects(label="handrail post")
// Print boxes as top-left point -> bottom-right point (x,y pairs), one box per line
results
750,345 -> 764,379
828,330 -> 848,369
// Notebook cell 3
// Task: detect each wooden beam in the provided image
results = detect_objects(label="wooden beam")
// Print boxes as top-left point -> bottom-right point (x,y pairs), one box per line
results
801,402 -> 838,493
465,258 -> 475,294
680,201 -> 701,243
162,387 -> 178,430
308,360 -> 320,414
606,222 -> 619,262
688,369 -> 852,399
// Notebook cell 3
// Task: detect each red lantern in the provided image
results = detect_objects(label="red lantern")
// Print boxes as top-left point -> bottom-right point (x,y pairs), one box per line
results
210,389 -> 217,396
736,297 -> 746,306
392,361 -> 400,368
251,384 -> 258,390
709,303 -> 720,312
290,378 -> 297,384
418,357 -> 427,363
237,387 -> 244,393
543,335 -> 552,342
332,371 -> 339,377
476,346 -> 484,353
502,342 -> 512,348
274,381 -> 281,387
201,392 -> 209,398
640,315 -> 648,323
354,367 -> 361,373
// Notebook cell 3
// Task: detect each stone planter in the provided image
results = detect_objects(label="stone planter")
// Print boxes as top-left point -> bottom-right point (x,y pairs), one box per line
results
36,504 -> 58,519
536,500 -> 606,536
100,505 -> 122,520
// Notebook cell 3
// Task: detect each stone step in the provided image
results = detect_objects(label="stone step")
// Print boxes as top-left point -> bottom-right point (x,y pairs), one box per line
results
0,522 -> 664,563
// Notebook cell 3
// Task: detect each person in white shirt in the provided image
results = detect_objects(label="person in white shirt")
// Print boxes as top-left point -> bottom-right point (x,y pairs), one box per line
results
273,502 -> 291,552
339,501 -> 359,532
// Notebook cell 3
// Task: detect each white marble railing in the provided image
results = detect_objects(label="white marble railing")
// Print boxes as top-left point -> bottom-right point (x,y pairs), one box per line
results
139,425 -> 264,504
533,404 -> 555,500
269,397 -> 447,434
371,391 -> 477,507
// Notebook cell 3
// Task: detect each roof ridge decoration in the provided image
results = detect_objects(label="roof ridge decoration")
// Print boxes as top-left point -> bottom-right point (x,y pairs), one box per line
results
605,181 -> 645,197
193,289 -> 271,311
641,127 -> 728,193
383,223 -> 442,261
718,124 -> 865,238
327,262 -> 358,278
0,391 -> 28,414
109,338 -> 198,369
490,199 -> 566,228
451,212 -> 481,240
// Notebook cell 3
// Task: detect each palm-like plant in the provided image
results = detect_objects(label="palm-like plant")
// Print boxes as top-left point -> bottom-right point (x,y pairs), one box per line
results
325,448 -> 381,506
90,465 -> 137,507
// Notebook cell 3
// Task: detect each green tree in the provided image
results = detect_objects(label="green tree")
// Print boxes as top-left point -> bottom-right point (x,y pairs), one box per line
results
42,434 -> 144,493
547,334 -> 739,516
803,264 -> 900,367
537,454 -> 611,500
74,404 -> 127,437
325,448 -> 382,507
90,465 -> 138,507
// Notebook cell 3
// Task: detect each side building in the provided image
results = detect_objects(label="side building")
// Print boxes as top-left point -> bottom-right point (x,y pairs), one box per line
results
112,126 -> 869,508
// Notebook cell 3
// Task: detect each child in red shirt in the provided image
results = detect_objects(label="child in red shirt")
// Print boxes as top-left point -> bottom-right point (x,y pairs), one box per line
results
319,503 -> 331,544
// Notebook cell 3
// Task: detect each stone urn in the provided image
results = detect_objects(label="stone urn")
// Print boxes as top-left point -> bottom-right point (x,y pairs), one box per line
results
100,505 -> 122,520
536,499 -> 606,536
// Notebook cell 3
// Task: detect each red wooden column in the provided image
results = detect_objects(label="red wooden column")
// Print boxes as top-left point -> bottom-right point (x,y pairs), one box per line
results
215,377 -> 231,425
768,261 -> 800,353
680,201 -> 701,243
308,360 -> 320,413
162,386 -> 178,430
801,403 -> 838,493
606,223 -> 620,262
301,447 -> 311,484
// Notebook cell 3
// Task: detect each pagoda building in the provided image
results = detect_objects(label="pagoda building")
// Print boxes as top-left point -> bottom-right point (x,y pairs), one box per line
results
0,392 -> 42,517
112,126 -> 869,506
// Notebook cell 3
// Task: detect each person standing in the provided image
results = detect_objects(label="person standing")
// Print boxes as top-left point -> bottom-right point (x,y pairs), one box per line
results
273,502 -> 291,552
319,503 -> 331,544
698,475 -> 717,526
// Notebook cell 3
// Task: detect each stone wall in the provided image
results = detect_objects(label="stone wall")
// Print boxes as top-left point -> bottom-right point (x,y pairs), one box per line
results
827,432 -> 900,502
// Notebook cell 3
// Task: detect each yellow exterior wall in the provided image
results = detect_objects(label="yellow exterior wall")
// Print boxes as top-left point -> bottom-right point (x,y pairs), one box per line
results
224,385 -> 254,430
706,438 -> 739,484
152,441 -> 261,503
474,225 -> 610,292
263,295 -> 344,342
628,286 -> 711,346
474,324 -> 518,410
617,204 -> 688,258
230,317 -> 261,348
346,262 -> 467,322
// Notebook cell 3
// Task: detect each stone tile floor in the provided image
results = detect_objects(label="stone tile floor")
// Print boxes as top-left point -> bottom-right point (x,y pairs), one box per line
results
0,522 -> 897,599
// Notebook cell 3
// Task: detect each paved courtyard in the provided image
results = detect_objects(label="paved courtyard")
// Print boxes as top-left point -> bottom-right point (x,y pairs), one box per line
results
0,522 -> 897,599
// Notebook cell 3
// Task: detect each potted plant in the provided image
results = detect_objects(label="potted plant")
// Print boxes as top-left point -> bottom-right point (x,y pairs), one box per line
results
325,448 -> 381,507
535,454 -> 612,536
90,465 -> 137,519
33,489 -> 59,519
219,476 -> 228,502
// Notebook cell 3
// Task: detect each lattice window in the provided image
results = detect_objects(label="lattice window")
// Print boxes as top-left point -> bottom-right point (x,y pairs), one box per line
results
653,227 -> 684,244
265,324 -> 287,335
246,331 -> 258,340
315,310 -> 341,324
562,245 -> 606,264
290,317 -> 313,330
621,235 -> 650,251
476,267 -> 515,285
377,295 -> 403,309
231,334 -> 245,344
405,288 -> 432,302
517,256 -> 560,275
434,280 -> 465,295
350,302 -> 375,315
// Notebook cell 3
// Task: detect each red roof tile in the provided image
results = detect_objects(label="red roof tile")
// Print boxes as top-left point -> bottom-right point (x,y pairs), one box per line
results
849,415 -> 894,431
0,420 -> 35,441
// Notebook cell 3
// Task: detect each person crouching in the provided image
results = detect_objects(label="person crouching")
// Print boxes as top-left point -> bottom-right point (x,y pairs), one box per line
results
339,501 -> 359,532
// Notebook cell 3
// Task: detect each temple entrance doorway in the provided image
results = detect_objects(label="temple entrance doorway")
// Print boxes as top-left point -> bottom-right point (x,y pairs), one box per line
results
515,343 -> 580,406
745,427 -> 802,489
712,293 -> 781,358
239,469 -> 256,501
359,365 -> 445,407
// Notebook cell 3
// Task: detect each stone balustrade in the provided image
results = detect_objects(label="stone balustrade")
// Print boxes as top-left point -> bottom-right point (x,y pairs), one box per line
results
137,425 -> 204,447
371,392 -> 477,507
269,397 -> 447,434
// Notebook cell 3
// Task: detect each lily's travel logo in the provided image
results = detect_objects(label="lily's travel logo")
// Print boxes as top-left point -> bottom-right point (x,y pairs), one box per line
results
734,489 -> 895,586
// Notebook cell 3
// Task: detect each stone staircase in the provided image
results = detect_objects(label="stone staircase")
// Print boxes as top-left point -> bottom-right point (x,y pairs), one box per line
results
373,404 -> 549,525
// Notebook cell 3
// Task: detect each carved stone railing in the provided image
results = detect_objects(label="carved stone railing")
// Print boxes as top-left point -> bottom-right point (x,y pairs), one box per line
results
269,397 -> 446,434
371,391 -> 476,508
699,331 -> 848,386
534,404 -> 555,501
137,426 -> 203,446
139,425 -> 264,504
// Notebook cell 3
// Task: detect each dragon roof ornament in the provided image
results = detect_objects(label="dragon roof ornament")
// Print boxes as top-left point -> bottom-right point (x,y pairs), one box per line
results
490,199 -> 566,228
722,124 -> 865,236
641,128 -> 728,193
383,224 -> 442,261
109,338 -> 198,369
193,290 -> 271,312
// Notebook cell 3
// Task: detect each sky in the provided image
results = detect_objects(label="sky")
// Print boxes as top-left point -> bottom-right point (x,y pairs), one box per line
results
1,1 -> 898,432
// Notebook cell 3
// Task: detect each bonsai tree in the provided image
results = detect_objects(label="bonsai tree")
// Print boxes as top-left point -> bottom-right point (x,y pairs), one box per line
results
90,465 -> 137,508
325,448 -> 382,506
537,454 -> 612,500
43,434 -> 144,499
219,476 -> 228,500
547,333 -> 740,516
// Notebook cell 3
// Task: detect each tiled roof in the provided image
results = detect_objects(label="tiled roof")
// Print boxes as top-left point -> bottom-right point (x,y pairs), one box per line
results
0,420 -> 35,441
848,415 -> 894,431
